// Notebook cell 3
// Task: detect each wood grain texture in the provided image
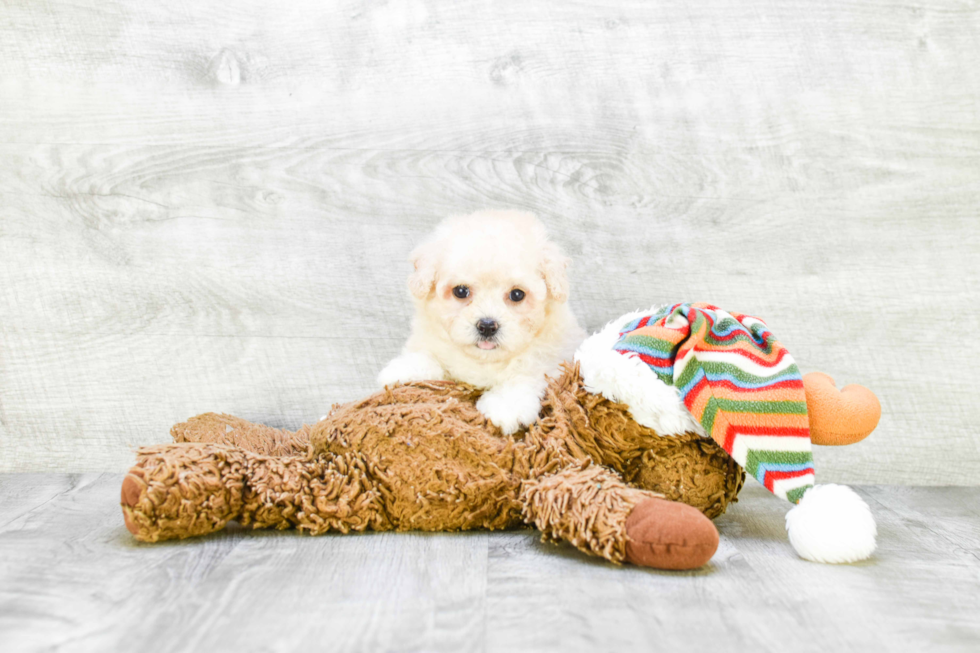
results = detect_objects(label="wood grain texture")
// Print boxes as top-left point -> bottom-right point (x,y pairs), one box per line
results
1,477 -> 978,652
1,0 -> 978,480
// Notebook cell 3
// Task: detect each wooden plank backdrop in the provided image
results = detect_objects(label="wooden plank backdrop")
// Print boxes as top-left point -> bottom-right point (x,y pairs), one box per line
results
0,0 -> 978,481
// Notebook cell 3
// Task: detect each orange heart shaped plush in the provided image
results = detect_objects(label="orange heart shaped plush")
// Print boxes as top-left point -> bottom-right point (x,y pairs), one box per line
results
803,372 -> 881,446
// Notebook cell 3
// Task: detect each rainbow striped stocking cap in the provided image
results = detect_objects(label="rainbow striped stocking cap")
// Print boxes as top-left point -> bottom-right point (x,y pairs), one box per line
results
575,303 -> 877,563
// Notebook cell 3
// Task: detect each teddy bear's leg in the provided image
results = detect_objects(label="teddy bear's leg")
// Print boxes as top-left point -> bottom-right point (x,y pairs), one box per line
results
170,412 -> 312,457
121,443 -> 391,542
520,462 -> 719,570
120,443 -> 249,542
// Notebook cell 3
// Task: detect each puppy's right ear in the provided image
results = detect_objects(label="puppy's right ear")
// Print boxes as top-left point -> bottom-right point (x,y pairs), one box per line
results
408,244 -> 437,299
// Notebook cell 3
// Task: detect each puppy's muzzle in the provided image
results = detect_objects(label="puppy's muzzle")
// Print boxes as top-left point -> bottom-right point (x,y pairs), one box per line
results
476,318 -> 499,338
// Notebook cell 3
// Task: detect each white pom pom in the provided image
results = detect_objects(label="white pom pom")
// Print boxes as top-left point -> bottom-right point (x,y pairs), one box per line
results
785,484 -> 877,563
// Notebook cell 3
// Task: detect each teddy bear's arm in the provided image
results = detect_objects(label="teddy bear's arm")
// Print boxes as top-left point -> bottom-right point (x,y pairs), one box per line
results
170,413 -> 312,456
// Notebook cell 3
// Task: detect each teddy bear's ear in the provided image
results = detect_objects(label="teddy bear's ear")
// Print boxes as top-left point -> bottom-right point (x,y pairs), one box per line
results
540,242 -> 570,302
407,243 -> 437,299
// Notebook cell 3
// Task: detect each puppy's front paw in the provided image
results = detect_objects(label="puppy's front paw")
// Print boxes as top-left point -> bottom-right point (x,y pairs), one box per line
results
476,381 -> 546,435
378,351 -> 446,387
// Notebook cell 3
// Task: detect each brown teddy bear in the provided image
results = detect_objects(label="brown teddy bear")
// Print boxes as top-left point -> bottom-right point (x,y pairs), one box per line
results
121,363 -> 742,570
120,304 -> 880,569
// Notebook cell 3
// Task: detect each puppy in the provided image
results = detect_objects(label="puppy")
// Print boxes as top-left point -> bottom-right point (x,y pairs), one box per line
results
378,210 -> 585,434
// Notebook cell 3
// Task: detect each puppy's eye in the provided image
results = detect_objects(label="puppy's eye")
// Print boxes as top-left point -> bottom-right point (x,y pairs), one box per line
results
452,285 -> 470,299
509,289 -> 525,302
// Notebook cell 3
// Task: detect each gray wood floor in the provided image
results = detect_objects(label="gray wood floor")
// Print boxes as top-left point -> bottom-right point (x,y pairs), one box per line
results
2,0 -> 980,485
1,477 -> 977,653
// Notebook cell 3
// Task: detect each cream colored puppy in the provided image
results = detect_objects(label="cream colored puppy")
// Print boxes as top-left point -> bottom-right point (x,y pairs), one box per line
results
378,210 -> 585,434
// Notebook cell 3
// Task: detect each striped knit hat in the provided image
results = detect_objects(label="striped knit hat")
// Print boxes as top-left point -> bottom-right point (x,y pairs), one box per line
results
575,303 -> 877,564
614,302 -> 815,503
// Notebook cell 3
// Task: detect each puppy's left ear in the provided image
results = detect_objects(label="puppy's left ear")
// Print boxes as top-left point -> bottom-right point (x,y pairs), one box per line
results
540,242 -> 570,302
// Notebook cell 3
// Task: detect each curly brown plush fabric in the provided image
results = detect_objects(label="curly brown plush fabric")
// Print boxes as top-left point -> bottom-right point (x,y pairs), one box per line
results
122,365 -> 743,569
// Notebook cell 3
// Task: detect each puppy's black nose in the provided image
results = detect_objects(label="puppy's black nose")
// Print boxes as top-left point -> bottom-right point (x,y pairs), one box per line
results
476,318 -> 499,337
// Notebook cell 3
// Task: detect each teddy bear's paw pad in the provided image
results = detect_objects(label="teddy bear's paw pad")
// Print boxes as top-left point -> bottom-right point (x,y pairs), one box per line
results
624,498 -> 719,570
120,473 -> 147,536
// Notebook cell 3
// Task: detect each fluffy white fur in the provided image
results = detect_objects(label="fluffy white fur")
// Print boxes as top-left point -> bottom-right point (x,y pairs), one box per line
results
574,308 -> 703,437
378,210 -> 585,435
786,484 -> 877,563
